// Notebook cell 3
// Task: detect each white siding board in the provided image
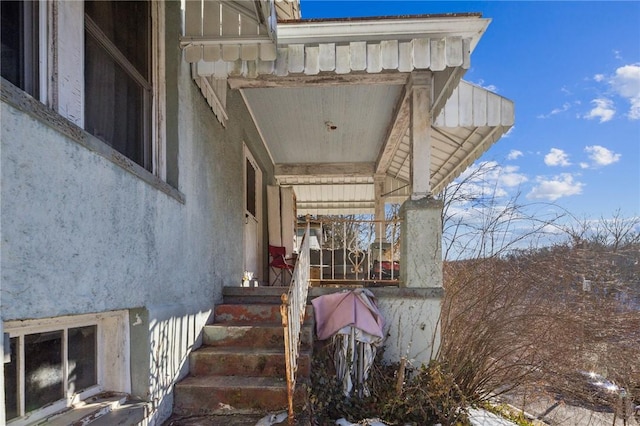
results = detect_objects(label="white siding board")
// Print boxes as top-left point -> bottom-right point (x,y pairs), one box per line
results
444,88 -> 459,127
381,40 -> 398,70
275,47 -> 289,76
288,44 -> 305,73
501,99 -> 515,126
472,85 -> 487,125
413,38 -> 430,69
184,45 -> 202,63
245,60 -> 258,79
202,0 -> 221,37
487,93 -> 501,126
240,15 -> 258,37
203,45 -> 221,61
185,0 -> 203,36
350,42 -> 366,71
260,43 -> 277,61
367,43 -> 382,73
241,44 -> 259,61
222,44 -> 240,61
257,58 -> 275,75
227,58 -> 244,77
304,46 -> 320,75
335,44 -> 351,74
213,60 -> 229,78
430,38 -> 446,71
221,5 -> 238,37
462,38 -> 471,69
196,60 -> 215,76
445,36 -> 463,67
319,43 -> 336,71
398,40 -> 413,72
458,82 -> 473,127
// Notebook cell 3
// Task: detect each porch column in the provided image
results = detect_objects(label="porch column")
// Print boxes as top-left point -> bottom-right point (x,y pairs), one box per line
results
409,71 -> 432,200
373,174 -> 386,244
400,71 -> 443,288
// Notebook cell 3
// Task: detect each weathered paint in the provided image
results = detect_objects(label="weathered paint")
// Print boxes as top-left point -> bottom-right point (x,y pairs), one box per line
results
0,1 -> 274,424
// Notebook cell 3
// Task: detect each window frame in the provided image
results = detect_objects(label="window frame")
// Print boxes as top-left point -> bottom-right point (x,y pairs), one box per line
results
4,311 -> 127,426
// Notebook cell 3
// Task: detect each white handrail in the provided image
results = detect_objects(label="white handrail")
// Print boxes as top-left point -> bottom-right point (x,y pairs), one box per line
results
280,219 -> 311,424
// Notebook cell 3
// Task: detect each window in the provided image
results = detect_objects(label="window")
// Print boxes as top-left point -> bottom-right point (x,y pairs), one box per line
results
84,1 -> 152,171
3,312 -> 127,425
0,0 -> 39,97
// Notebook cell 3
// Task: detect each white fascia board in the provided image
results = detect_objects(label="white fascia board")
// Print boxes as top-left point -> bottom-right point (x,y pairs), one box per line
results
277,16 -> 490,52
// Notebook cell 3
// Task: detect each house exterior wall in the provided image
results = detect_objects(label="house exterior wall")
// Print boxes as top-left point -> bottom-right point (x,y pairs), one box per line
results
0,1 -> 273,423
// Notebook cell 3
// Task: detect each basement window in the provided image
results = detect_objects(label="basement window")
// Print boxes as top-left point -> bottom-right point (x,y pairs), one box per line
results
4,311 -> 127,425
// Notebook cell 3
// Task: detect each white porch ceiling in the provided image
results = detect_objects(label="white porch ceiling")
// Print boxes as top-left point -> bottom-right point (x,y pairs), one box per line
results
181,5 -> 514,215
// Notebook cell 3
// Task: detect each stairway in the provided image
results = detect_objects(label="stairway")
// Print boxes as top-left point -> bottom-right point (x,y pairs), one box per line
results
173,287 -> 314,417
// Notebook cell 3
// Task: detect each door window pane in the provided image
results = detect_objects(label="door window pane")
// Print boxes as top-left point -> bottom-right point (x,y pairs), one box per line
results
68,326 -> 97,393
246,159 -> 256,217
24,331 -> 63,413
0,0 -> 39,96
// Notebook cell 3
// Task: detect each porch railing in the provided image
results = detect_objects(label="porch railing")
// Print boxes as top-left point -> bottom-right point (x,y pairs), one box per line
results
280,220 -> 311,423
307,217 -> 402,286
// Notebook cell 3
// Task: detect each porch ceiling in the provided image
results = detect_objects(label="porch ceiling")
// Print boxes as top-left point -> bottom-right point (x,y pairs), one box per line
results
181,6 -> 514,215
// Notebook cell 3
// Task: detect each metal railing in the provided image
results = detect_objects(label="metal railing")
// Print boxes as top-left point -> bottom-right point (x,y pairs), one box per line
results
280,220 -> 311,424
308,217 -> 402,285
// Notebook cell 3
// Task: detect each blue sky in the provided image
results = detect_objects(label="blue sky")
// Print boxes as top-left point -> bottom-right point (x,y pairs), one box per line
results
300,1 -> 640,226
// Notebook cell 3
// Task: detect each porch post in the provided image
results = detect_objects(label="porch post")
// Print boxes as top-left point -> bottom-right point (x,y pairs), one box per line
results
374,174 -> 386,244
400,71 -> 443,289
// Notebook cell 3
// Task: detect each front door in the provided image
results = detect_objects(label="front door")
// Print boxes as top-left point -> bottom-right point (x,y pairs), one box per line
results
244,146 -> 262,283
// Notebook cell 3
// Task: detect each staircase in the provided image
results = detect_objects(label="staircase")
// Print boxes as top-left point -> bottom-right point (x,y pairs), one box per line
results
173,287 -> 314,417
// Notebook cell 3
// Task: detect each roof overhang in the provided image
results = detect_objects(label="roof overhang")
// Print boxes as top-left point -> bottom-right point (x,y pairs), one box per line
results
180,4 -> 513,215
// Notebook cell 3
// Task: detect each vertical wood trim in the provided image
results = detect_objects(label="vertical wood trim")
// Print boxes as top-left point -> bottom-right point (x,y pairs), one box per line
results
153,0 -> 167,181
458,81 -> 473,127
335,44 -> 350,74
430,38 -> 445,71
445,36 -> 463,67
304,45 -> 320,75
241,44 -> 259,61
222,44 -> 240,61
185,0 -> 202,36
381,39 -> 398,70
319,43 -> 336,72
472,85 -> 487,125
203,44 -> 221,61
202,0 -> 220,37
288,44 -> 305,73
410,74 -> 432,199
56,0 -> 84,126
350,41 -> 366,71
367,43 -> 382,73
398,40 -> 413,72
413,38 -> 430,69
275,47 -> 289,76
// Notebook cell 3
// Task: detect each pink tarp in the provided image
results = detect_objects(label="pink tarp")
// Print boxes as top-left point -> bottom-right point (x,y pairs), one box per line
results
311,289 -> 384,341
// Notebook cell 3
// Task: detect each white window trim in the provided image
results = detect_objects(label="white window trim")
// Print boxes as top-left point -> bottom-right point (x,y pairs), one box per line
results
4,310 -> 130,426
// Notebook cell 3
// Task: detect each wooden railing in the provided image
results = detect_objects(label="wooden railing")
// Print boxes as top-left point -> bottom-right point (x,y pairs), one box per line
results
280,220 -> 311,424
309,217 -> 401,286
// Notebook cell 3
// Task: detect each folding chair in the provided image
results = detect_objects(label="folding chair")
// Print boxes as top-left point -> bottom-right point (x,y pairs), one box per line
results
268,245 -> 294,286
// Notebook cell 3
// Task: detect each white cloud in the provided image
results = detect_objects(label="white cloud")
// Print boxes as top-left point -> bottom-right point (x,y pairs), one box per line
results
584,98 -> 616,122
584,145 -> 621,166
507,150 -> 523,160
544,148 -> 571,167
580,162 -> 590,169
472,79 -> 498,92
609,64 -> 640,120
527,174 -> 584,201
453,161 -> 528,201
594,74 -> 605,82
538,102 -> 572,119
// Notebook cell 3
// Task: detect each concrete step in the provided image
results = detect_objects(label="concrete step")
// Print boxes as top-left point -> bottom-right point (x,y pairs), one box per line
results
190,346 -> 311,378
173,375 -> 307,416
214,303 -> 314,324
203,323 -> 313,350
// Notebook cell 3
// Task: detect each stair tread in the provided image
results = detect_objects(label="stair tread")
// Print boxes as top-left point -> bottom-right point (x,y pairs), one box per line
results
178,375 -> 288,389
196,346 -> 310,355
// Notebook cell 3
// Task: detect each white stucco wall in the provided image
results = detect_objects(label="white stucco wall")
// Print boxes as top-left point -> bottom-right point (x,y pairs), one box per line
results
0,2 -> 273,422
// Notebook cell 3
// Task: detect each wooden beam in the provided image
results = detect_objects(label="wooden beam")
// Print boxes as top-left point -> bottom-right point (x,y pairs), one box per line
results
410,72 -> 432,199
375,84 -> 410,174
275,162 -> 375,177
228,72 -> 408,89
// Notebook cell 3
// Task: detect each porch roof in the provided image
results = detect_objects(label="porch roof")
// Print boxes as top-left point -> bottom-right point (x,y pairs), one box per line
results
181,1 -> 514,215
